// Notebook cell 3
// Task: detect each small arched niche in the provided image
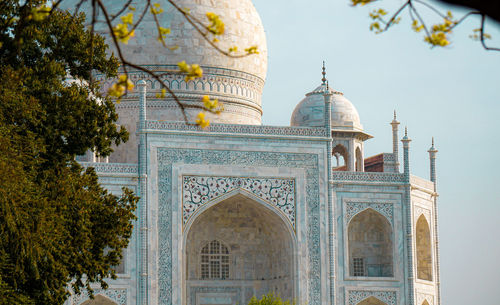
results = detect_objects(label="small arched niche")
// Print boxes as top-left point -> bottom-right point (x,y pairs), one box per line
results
185,193 -> 294,304
357,296 -> 388,305
333,144 -> 348,171
422,300 -> 430,305
80,295 -> 117,305
416,215 -> 433,281
348,209 -> 393,277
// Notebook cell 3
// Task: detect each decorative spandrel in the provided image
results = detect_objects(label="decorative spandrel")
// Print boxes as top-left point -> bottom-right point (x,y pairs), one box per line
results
183,175 -> 296,229
348,290 -> 397,305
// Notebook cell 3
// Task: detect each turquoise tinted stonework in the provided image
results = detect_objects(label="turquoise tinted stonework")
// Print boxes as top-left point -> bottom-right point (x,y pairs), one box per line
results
66,0 -> 440,304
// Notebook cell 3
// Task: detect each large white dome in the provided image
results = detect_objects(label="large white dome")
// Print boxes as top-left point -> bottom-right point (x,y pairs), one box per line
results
96,0 -> 268,80
62,0 -> 268,162
62,0 -> 268,124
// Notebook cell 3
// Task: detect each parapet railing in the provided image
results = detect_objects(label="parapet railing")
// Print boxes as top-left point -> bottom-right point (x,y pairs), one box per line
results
144,120 -> 328,137
332,171 -> 406,183
80,162 -> 138,175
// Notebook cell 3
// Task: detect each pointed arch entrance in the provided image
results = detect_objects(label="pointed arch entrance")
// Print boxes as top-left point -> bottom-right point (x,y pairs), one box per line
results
80,295 -> 117,305
184,191 -> 296,305
348,208 -> 394,277
357,296 -> 388,305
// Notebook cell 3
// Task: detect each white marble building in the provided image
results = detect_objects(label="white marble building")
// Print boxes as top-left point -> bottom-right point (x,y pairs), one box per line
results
68,1 -> 441,305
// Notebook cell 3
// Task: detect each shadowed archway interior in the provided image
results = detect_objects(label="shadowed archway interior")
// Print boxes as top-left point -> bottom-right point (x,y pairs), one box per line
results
348,208 -> 394,277
80,295 -> 117,305
357,296 -> 388,305
185,193 -> 294,305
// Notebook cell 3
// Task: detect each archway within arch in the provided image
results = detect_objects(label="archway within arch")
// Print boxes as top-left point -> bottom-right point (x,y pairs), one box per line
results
357,296 -> 388,305
80,295 -> 117,305
185,193 -> 294,305
422,300 -> 430,305
416,215 -> 433,281
333,144 -> 348,171
348,209 -> 393,277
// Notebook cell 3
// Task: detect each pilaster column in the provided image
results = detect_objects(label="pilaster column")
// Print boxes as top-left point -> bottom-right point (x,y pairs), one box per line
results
323,81 -> 336,305
137,80 -> 149,305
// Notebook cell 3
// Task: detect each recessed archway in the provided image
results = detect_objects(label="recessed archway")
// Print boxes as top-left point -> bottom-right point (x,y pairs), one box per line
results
348,208 -> 393,277
416,215 -> 433,281
80,295 -> 117,305
333,144 -> 348,170
357,296 -> 388,305
184,193 -> 295,305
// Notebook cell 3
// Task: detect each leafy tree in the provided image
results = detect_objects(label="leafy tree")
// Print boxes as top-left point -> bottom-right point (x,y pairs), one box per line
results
0,1 -> 138,304
247,293 -> 295,305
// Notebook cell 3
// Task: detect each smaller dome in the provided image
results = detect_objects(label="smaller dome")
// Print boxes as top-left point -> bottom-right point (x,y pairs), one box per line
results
290,83 -> 363,131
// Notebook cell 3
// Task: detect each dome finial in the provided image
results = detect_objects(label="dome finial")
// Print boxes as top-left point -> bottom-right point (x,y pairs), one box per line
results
322,61 -> 327,85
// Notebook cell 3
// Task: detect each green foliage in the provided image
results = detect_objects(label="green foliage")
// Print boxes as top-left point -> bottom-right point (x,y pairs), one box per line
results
247,293 -> 295,305
0,1 -> 138,304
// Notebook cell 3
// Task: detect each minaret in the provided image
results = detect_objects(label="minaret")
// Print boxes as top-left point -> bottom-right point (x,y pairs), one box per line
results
401,127 -> 411,178
391,111 -> 400,172
428,137 -> 438,185
428,137 -> 441,305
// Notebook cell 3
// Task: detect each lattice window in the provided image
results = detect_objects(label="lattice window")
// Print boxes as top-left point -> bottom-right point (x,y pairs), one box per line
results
200,240 -> 229,279
353,257 -> 365,276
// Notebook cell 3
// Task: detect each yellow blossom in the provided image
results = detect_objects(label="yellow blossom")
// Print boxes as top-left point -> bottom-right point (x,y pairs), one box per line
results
206,12 -> 225,35
113,23 -> 135,44
177,61 -> 203,82
244,46 -> 259,54
196,112 -> 210,128
202,95 -> 218,110
120,12 -> 133,25
158,26 -> 171,42
151,3 -> 164,15
156,88 -> 167,98
108,75 -> 134,102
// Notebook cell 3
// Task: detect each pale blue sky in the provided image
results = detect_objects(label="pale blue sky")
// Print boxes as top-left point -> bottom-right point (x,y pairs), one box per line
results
252,0 -> 500,304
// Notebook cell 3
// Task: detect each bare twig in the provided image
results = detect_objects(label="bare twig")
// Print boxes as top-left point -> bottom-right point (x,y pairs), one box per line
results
110,0 -> 134,22
383,1 -> 410,31
479,14 -> 500,51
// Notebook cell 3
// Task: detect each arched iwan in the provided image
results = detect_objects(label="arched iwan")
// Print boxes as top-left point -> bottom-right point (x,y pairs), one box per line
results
183,191 -> 297,305
80,295 -> 117,305
348,208 -> 394,277
357,296 -> 388,305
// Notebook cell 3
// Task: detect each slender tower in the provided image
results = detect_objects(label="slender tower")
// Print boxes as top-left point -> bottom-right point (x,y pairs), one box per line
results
391,111 -> 400,172
428,137 -> 438,184
428,137 -> 441,305
401,127 -> 414,305
401,127 -> 411,178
